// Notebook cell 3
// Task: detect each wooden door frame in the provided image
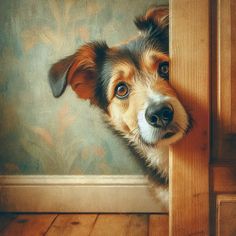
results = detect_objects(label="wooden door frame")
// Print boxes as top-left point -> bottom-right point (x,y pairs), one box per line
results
169,0 -> 210,235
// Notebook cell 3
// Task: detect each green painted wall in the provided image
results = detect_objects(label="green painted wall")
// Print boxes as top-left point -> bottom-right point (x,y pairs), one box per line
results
0,0 -> 168,175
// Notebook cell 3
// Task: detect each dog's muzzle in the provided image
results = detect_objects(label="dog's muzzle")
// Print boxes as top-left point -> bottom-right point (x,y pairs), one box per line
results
145,103 -> 173,128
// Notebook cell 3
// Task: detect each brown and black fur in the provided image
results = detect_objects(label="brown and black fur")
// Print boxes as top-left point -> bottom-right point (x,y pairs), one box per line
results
48,6 -> 191,209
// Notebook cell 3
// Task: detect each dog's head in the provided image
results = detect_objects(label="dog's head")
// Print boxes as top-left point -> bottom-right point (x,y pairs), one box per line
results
48,6 -> 191,148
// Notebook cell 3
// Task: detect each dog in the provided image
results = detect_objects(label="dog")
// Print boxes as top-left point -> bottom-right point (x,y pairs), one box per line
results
48,6 -> 191,208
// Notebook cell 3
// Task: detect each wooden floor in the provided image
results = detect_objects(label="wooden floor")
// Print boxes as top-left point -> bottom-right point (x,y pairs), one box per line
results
0,213 -> 168,236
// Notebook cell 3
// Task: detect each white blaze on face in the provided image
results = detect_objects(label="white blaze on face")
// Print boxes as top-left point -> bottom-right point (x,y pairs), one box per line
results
137,88 -> 189,146
138,110 -> 162,143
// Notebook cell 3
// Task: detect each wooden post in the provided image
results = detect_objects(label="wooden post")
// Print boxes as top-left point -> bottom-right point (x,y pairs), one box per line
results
169,1 -> 210,235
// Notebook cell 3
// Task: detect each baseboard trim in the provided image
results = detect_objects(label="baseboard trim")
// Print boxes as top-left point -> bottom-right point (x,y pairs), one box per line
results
0,175 -> 166,213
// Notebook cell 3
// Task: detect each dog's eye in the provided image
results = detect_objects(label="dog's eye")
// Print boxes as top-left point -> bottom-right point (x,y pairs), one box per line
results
115,82 -> 129,99
158,61 -> 169,79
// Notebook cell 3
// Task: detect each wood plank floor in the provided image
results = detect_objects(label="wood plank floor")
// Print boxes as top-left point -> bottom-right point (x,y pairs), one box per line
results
0,213 -> 168,236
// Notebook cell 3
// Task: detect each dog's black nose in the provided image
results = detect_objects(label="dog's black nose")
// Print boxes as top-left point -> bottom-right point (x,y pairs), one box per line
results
145,103 -> 174,128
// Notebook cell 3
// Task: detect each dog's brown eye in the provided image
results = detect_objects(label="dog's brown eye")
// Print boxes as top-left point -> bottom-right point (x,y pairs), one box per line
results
158,61 -> 169,79
115,82 -> 129,99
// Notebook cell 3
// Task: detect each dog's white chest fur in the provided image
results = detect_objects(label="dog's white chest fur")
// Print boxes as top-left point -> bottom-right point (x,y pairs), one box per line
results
141,145 -> 169,209
145,146 -> 169,178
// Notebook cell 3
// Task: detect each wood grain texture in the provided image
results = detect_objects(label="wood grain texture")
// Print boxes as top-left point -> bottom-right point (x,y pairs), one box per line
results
46,214 -> 98,236
89,214 -> 131,236
149,214 -> 168,236
213,165 -> 236,192
1,214 -> 57,236
217,0 -> 236,159
217,0 -> 232,134
169,0 -> 210,235
230,0 -> 236,132
126,214 -> 148,236
211,1 -> 236,233
212,0 -> 236,160
216,195 -> 236,236
0,213 -> 153,235
0,214 -> 17,232
89,214 -> 148,236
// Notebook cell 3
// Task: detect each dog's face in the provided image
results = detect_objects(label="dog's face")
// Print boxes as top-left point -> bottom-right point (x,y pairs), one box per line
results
48,6 -> 191,149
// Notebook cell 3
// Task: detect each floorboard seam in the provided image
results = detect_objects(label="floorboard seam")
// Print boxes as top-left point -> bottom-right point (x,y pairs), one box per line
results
88,214 -> 99,236
43,214 -> 58,236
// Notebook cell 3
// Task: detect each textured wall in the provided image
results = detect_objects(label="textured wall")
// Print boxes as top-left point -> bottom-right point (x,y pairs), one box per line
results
0,0 -> 168,175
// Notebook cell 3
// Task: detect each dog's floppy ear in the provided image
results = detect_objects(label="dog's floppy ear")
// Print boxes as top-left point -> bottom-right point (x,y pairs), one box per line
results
134,5 -> 169,33
48,41 -> 108,102
48,54 -> 76,98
